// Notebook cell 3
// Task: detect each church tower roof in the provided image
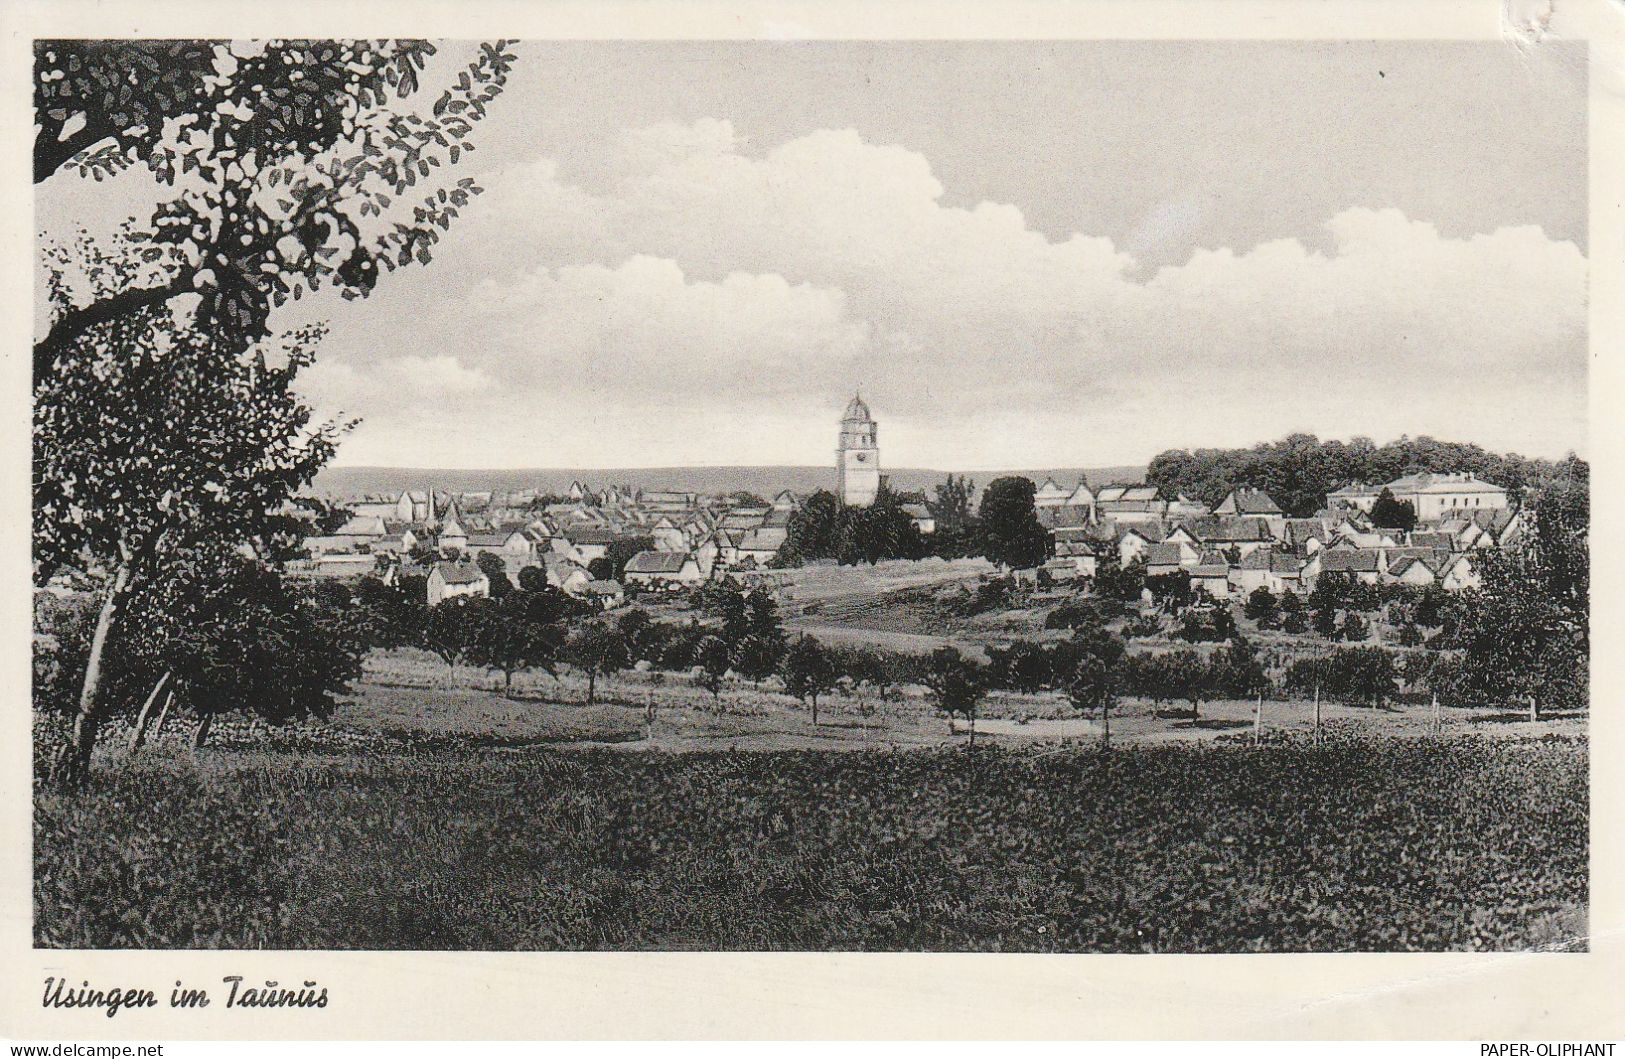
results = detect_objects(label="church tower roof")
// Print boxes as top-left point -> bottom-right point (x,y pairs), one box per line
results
843,393 -> 873,422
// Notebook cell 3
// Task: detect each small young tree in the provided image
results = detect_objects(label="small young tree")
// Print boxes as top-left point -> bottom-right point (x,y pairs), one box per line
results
694,634 -> 731,704
563,621 -> 630,705
988,640 -> 1051,693
780,636 -> 838,725
730,634 -> 785,689
923,646 -> 988,744
462,596 -> 562,698
1164,648 -> 1212,722
422,595 -> 479,670
1066,651 -> 1121,748
1341,612 -> 1371,642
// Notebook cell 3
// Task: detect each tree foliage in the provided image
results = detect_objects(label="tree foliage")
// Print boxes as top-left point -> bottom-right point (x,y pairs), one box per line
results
36,40 -> 518,381
1145,433 -> 1584,518
978,476 -> 1050,570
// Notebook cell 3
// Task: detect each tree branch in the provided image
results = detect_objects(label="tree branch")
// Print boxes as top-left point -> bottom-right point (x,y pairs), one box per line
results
34,279 -> 192,384
34,121 -> 115,184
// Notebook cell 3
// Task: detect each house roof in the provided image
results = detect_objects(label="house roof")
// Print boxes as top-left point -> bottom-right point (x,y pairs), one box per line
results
1189,564 -> 1229,578
1317,549 -> 1382,573
625,550 -> 691,574
582,578 -> 624,596
465,533 -> 519,548
433,560 -> 485,586
901,503 -> 933,519
563,527 -> 620,545
1145,543 -> 1185,567
1097,483 -> 1162,504
1175,517 -> 1273,543
1384,471 -> 1507,496
1219,488 -> 1284,515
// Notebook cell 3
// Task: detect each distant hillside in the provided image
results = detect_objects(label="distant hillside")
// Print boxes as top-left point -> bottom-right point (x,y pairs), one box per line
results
309,464 -> 1147,500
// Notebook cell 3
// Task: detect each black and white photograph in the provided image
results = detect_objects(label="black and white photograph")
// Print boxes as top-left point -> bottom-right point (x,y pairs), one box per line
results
20,12 -> 1604,1015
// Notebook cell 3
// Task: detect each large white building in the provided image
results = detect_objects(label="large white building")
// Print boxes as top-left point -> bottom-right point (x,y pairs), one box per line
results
835,394 -> 880,507
1329,472 -> 1509,521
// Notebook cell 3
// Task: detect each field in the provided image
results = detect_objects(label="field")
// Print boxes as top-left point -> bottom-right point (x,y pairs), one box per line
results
35,729 -> 1586,952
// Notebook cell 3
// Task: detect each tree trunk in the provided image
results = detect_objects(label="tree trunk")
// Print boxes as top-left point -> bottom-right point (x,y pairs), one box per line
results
968,712 -> 976,746
1101,703 -> 1110,749
1313,683 -> 1322,743
153,689 -> 175,740
586,670 -> 596,705
504,668 -> 513,699
192,712 -> 214,750
64,563 -> 132,783
1253,692 -> 1263,745
127,671 -> 172,753
1528,694 -> 1538,723
811,695 -> 819,726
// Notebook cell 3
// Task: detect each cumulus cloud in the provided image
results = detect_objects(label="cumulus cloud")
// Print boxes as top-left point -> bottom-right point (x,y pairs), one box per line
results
303,119 -> 1585,465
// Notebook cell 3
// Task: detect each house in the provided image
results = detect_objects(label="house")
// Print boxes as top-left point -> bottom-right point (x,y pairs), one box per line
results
1049,535 -> 1098,579
1325,482 -> 1383,513
1213,488 -> 1284,523
1305,547 -> 1385,586
305,553 -> 380,579
736,526 -> 787,566
1389,554 -> 1441,587
901,502 -> 936,535
1117,525 -> 1161,566
623,549 -> 705,590
1440,553 -> 1482,591
1169,517 -> 1274,557
650,517 -> 688,552
331,514 -> 389,545
1164,494 -> 1209,520
556,527 -> 618,565
1096,484 -> 1168,523
1280,519 -> 1331,557
436,515 -> 469,554
465,530 -> 533,564
576,578 -> 626,610
1145,541 -> 1197,578
1228,549 -> 1305,596
426,560 -> 489,605
1034,477 -> 1073,509
1189,563 -> 1231,600
395,490 -> 434,522
349,498 -> 401,521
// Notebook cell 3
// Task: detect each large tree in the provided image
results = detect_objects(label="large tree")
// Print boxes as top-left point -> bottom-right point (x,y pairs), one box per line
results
977,476 -> 1050,570
35,250 -> 342,780
35,39 -> 516,383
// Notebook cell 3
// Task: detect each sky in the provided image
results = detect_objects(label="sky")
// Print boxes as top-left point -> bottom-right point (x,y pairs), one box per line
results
36,40 -> 1589,470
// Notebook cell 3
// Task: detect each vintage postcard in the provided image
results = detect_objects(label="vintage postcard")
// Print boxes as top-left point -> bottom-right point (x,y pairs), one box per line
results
3,0 -> 1622,1043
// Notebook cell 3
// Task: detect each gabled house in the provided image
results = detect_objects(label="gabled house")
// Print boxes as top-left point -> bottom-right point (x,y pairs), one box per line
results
1389,554 -> 1441,587
1440,553 -> 1482,591
1213,488 -> 1284,525
901,503 -> 936,535
1145,541 -> 1198,578
426,560 -> 489,606
623,549 -> 705,589
1096,484 -> 1168,524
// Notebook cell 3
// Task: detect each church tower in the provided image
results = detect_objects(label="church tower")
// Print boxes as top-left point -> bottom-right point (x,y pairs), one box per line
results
836,394 -> 880,507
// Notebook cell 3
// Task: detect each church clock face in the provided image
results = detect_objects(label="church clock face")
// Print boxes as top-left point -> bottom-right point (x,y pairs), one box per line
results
854,452 -> 869,463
